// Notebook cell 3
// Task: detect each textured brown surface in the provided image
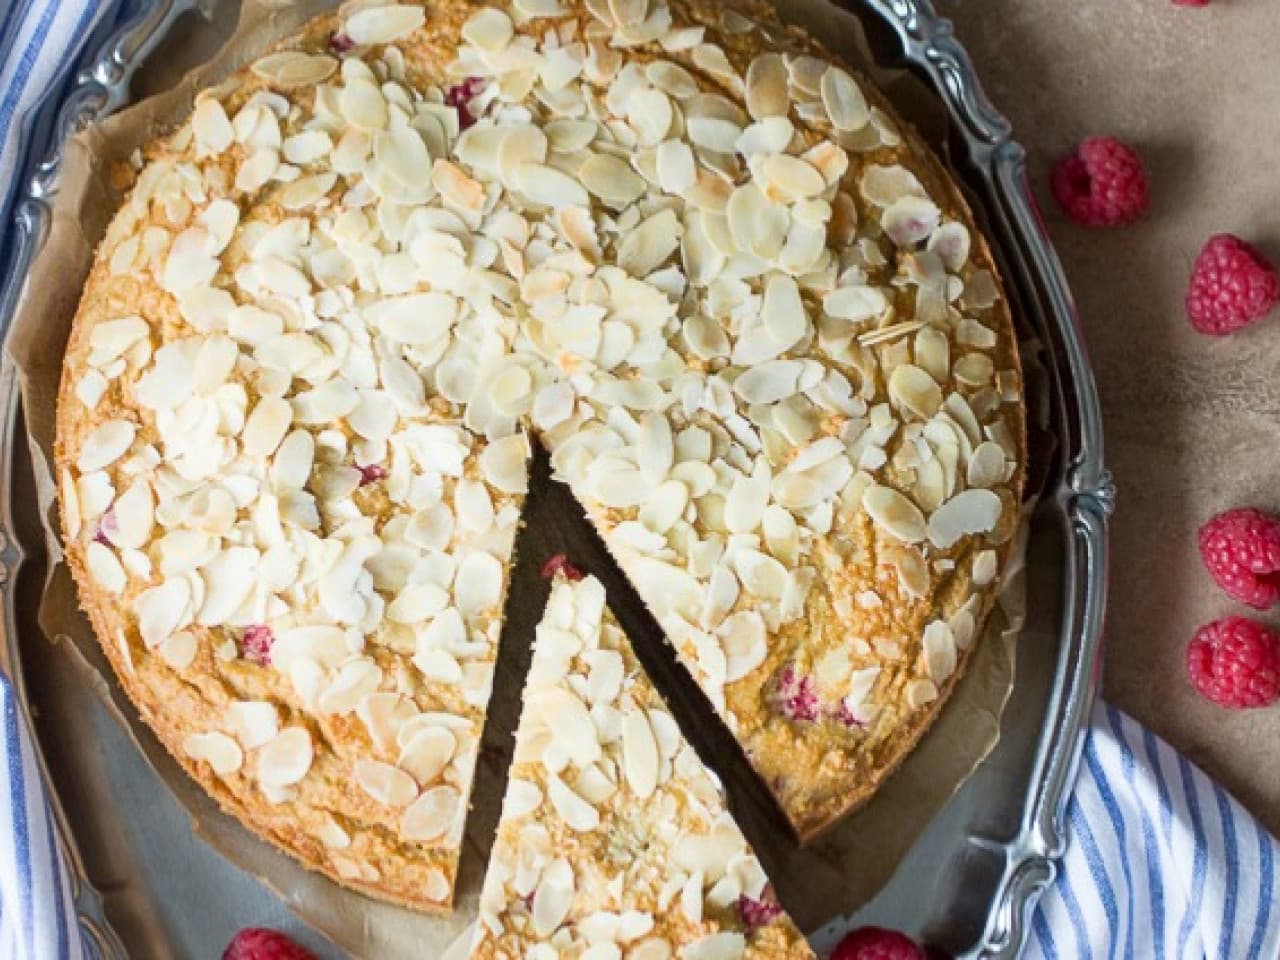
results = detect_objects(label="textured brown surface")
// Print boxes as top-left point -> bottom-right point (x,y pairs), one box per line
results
944,0 -> 1280,832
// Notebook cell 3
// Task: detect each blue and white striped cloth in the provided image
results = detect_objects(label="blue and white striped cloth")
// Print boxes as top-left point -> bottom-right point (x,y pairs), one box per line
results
2,2 -> 1280,959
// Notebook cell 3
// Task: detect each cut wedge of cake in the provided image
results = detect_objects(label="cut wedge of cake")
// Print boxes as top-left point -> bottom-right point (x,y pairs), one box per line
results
470,574 -> 814,958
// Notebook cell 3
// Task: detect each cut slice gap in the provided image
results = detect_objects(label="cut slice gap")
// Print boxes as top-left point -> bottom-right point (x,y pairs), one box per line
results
469,572 -> 815,958
462,449 -> 794,919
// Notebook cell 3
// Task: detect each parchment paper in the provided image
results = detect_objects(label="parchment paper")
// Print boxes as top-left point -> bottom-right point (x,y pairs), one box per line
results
4,1 -> 1034,955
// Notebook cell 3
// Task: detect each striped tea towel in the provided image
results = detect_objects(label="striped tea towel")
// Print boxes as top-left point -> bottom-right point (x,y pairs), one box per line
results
4,671 -> 1279,960
1024,703 -> 1280,960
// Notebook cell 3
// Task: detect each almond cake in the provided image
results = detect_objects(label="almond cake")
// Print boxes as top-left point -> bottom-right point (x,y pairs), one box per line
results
470,574 -> 814,959
54,0 -> 1024,914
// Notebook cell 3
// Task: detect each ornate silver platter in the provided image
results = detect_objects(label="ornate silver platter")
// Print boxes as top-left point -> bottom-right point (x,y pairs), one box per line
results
0,1 -> 1110,957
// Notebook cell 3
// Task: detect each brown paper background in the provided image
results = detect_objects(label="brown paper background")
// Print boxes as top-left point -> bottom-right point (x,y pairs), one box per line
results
942,0 -> 1280,834
5,1 -> 1032,955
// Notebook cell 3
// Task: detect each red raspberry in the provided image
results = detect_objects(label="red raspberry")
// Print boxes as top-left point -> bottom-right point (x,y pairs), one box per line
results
356,463 -> 387,486
736,889 -> 784,930
242,625 -> 275,666
540,554 -> 584,581
328,32 -> 355,53
222,928 -> 316,960
1050,136 -> 1149,228
1187,616 -> 1280,709
1185,234 -> 1280,336
444,77 -> 486,130
832,926 -> 926,960
1198,508 -> 1280,609
774,664 -> 819,723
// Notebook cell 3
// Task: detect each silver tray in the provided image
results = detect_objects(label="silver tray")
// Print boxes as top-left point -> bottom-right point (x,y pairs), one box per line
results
0,1 -> 1111,957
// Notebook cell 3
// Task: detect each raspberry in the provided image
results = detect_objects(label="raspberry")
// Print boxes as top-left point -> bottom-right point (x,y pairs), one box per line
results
540,554 -> 584,581
328,32 -> 355,53
736,889 -> 783,930
1198,508 -> 1280,609
1050,136 -> 1149,228
1187,616 -> 1280,709
242,625 -> 275,666
222,928 -> 315,960
832,926 -> 926,960
774,664 -> 819,723
1185,234 -> 1280,336
444,78 -> 486,130
356,463 -> 387,486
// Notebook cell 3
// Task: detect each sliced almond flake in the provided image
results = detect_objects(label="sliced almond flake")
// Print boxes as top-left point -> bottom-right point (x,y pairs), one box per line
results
225,701 -> 279,750
158,631 -> 198,670
683,932 -> 746,960
76,419 -> 135,472
134,578 -> 191,648
905,678 -> 939,710
744,53 -> 789,120
111,477 -> 154,550
364,291 -> 458,344
401,784 -> 461,842
251,52 -> 336,88
192,98 -> 233,156
758,153 -> 824,203
954,352 -> 995,387
967,440 -> 1006,489
617,208 -> 680,277
339,78 -> 389,130
620,708 -> 660,798
860,163 -> 927,207
183,731 -> 243,775
761,273 -> 807,350
532,858 -> 576,938
398,726 -> 456,785
548,772 -> 601,831
927,488 -> 1003,549
718,611 -> 767,682
355,758 -> 419,808
733,359 -> 803,405
256,726 -> 313,788
656,139 -> 696,195
480,433 -> 531,494
972,549 -> 999,587
888,364 -> 943,420
820,66 -> 870,132
863,484 -> 927,543
462,7 -> 514,50
535,686 -> 601,768
514,162 -> 589,208
86,542 -> 127,594
923,620 -> 958,681
686,115 -> 743,154
343,4 -> 425,45
882,195 -> 941,247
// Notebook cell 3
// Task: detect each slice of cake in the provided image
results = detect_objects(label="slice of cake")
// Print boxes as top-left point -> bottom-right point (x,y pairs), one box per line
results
471,574 -> 813,958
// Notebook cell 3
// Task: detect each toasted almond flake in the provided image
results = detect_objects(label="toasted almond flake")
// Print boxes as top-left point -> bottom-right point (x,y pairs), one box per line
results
820,66 -> 870,132
401,785 -> 461,842
761,273 -> 807,350
888,364 -> 943,419
225,701 -> 279,750
398,726 -> 456,785
192,98 -> 234,156
683,932 -> 746,960
744,53 -> 788,120
863,484 -> 927,543
579,153 -> 646,206
620,708 -> 660,797
972,549 -> 999,586
257,726 -> 313,787
462,7 -> 514,50
515,162 -> 589,208
77,419 -> 135,472
883,195 -> 941,247
251,52 -> 336,88
355,758 -> 419,808
183,731 -> 243,775
86,542 -> 127,593
158,631 -> 198,670
733,359 -> 802,405
927,488 -> 1003,549
344,4 -> 425,44
905,678 -> 939,710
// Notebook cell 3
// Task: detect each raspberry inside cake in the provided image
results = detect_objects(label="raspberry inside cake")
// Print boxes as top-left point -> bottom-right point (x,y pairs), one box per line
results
471,574 -> 813,958
54,0 -> 1024,913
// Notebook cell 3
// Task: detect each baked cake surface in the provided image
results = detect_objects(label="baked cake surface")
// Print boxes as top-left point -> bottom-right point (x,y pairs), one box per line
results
471,574 -> 814,958
54,0 -> 1024,909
